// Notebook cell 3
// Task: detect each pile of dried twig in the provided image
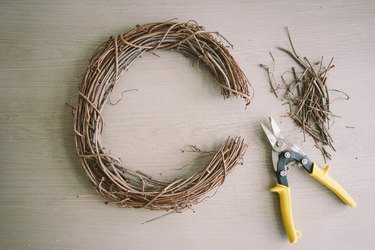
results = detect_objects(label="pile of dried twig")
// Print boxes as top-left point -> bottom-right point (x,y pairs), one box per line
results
261,28 -> 337,161
73,20 -> 250,211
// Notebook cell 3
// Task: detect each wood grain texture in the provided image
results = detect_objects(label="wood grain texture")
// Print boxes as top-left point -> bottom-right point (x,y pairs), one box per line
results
0,0 -> 374,249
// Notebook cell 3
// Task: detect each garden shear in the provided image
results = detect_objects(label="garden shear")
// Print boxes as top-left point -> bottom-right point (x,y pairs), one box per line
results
260,116 -> 357,244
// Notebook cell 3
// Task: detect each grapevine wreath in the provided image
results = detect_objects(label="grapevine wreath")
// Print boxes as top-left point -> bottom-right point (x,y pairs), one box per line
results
74,20 -> 253,211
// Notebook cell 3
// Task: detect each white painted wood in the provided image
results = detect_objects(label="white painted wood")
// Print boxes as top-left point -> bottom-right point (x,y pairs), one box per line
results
1,0 -> 374,249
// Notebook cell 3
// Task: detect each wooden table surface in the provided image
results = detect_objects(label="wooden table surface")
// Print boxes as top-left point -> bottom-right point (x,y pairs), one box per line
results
1,1 -> 374,249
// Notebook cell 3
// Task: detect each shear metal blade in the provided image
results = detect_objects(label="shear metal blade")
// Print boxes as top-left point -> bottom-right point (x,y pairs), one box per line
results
260,122 -> 277,147
269,116 -> 284,139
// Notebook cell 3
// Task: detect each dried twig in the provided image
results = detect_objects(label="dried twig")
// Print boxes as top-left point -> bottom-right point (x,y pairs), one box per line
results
260,52 -> 278,98
74,20 -> 250,211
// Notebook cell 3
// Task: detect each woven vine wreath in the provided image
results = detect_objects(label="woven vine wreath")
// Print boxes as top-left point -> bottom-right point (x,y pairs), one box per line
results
74,20 -> 252,211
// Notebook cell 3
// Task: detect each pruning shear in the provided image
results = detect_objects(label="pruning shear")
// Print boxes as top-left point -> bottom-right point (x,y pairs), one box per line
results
260,117 -> 357,244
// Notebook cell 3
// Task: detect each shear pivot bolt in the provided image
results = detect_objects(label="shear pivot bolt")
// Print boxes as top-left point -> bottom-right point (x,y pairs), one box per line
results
284,152 -> 291,158
280,170 -> 287,177
301,159 -> 308,165
277,141 -> 284,148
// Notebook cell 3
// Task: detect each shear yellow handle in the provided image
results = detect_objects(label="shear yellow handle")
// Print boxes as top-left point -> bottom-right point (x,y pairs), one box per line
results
270,184 -> 301,244
310,162 -> 357,207
271,164 -> 357,244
